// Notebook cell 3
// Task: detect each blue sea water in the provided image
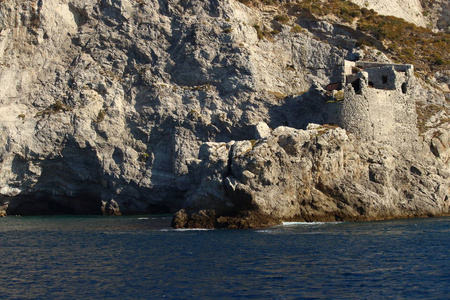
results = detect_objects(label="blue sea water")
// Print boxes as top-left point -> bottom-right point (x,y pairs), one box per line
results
0,216 -> 448,299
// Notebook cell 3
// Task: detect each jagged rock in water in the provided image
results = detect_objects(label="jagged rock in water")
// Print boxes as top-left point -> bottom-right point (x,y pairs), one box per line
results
173,126 -> 450,228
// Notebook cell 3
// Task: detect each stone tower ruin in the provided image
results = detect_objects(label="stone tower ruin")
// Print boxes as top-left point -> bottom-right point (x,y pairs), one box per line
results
340,61 -> 418,148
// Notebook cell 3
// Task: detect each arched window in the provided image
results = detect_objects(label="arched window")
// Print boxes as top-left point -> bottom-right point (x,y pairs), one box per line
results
352,79 -> 362,94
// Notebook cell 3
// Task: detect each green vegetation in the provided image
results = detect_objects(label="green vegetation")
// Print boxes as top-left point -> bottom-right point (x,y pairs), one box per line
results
266,90 -> 287,100
239,0 -> 279,5
253,25 -> 265,40
274,14 -> 289,24
292,0 -> 449,72
355,12 -> 448,71
139,153 -> 150,163
291,24 -> 303,33
239,0 -> 449,74
333,90 -> 344,101
53,100 -> 64,112
253,24 -> 279,41
35,100 -> 72,117
29,3 -> 41,29
262,0 -> 278,4
416,103 -> 450,135
312,124 -> 340,136
95,109 -> 107,123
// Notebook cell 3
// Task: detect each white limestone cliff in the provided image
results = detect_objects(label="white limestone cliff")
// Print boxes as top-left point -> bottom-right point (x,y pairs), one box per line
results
350,0 -> 449,32
350,0 -> 426,27
0,0 -> 448,226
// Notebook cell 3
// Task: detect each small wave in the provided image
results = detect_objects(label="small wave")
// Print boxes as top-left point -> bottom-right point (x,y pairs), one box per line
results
100,231 -> 134,235
255,229 -> 275,233
175,228 -> 213,231
282,221 -> 341,226
137,217 -> 149,220
159,228 -> 214,232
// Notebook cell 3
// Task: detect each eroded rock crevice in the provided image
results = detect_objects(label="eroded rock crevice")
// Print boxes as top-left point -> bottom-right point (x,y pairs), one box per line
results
0,0 -> 448,225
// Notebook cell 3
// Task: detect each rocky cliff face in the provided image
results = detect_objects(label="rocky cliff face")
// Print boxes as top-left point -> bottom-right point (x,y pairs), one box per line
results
173,125 -> 449,228
0,0 -> 448,226
349,0 -> 449,32
350,0 -> 426,27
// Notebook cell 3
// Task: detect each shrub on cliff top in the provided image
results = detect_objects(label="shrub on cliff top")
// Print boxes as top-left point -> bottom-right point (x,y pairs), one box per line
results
245,0 -> 449,74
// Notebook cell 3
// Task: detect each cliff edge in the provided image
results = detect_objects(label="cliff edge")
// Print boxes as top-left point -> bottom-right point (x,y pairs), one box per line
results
0,0 -> 448,227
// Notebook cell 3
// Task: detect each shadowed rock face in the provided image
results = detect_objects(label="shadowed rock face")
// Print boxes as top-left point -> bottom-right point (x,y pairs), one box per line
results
0,1 -> 448,223
6,193 -> 104,216
173,126 -> 450,229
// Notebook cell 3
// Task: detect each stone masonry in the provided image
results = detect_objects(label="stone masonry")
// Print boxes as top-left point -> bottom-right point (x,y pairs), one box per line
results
340,61 -> 418,149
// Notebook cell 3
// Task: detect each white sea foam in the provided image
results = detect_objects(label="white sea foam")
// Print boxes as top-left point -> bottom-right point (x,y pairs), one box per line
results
159,228 -> 214,231
282,221 -> 341,226
137,217 -> 149,220
175,228 -> 213,231
255,229 -> 274,233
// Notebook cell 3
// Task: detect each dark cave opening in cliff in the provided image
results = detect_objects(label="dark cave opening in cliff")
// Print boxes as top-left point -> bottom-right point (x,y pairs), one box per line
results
6,192 -> 104,216
147,203 -> 172,214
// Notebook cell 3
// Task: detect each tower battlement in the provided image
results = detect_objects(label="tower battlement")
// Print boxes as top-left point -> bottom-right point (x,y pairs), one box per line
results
340,61 -> 417,148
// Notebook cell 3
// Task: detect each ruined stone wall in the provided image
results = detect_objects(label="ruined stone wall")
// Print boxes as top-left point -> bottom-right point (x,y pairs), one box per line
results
341,61 -> 418,148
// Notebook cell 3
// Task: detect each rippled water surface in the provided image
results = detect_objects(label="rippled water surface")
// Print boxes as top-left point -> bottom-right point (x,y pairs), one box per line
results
0,216 -> 449,299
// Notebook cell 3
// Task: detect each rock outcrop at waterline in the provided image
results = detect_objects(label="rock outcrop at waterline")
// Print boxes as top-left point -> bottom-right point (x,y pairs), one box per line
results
172,125 -> 450,228
0,0 -> 448,227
